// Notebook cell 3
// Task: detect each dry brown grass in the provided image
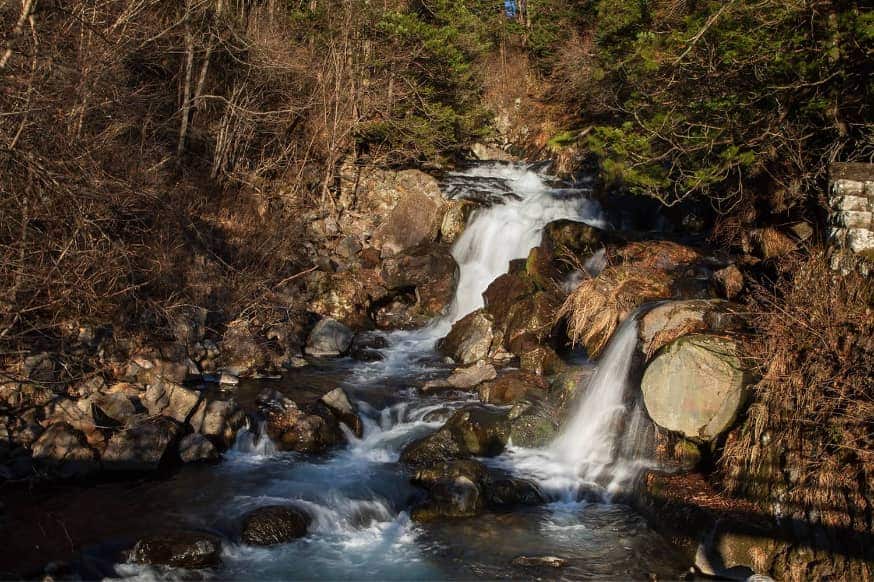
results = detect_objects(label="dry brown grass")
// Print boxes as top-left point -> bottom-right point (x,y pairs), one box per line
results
558,265 -> 672,357
720,252 -> 874,534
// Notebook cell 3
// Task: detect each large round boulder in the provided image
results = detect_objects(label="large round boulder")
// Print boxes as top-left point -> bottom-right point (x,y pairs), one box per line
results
638,299 -> 745,359
641,335 -> 751,442
240,505 -> 311,545
305,318 -> 353,357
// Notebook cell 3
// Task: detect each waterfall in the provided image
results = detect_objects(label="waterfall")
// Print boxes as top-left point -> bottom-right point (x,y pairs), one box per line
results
441,164 -> 603,325
358,162 -> 603,379
495,313 -> 653,500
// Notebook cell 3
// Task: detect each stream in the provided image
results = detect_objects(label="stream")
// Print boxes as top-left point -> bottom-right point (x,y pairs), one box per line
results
1,164 -> 688,580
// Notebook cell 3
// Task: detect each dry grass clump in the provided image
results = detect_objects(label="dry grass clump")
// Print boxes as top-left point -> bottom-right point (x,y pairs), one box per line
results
558,265 -> 672,357
616,240 -> 702,271
720,252 -> 873,535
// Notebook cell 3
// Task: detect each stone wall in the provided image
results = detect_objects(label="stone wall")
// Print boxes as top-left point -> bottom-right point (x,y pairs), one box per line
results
829,163 -> 874,274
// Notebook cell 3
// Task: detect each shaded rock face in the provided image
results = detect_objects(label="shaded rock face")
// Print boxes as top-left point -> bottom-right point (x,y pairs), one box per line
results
241,505 -> 311,545
31,423 -> 100,478
0,381 -> 55,410
305,318 -> 353,357
179,433 -> 219,463
142,381 -> 201,424
129,532 -> 222,569
188,399 -> 247,449
218,319 -> 272,377
638,299 -> 745,359
102,416 -> 182,471
503,292 -> 559,356
543,220 -> 616,258
642,335 -> 750,442
438,310 -> 495,364
411,475 -> 483,521
378,244 -> 458,328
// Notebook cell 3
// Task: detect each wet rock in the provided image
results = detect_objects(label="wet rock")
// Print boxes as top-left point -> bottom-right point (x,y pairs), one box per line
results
483,271 -> 536,326
519,345 -> 566,376
638,299 -> 744,359
478,370 -> 547,405
713,265 -> 744,299
320,387 -> 363,438
305,318 -> 353,357
31,423 -> 100,477
525,245 -> 558,291
188,399 -> 247,448
642,335 -> 751,442
512,555 -> 569,569
503,292 -> 559,356
178,433 -> 219,463
264,400 -> 343,454
101,416 -> 182,471
543,219 -> 615,257
350,333 -> 388,362
129,531 -> 222,569
413,459 -> 490,488
142,380 -> 201,424
485,476 -> 546,506
241,505 -> 311,545
411,476 -> 483,521
445,406 -> 511,457
440,199 -> 475,243
438,310 -> 495,364
505,401 -> 560,448
400,425 -> 467,467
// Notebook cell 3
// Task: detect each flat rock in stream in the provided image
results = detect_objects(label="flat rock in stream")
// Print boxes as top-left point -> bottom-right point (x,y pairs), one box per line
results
129,531 -> 222,569
511,555 -> 569,569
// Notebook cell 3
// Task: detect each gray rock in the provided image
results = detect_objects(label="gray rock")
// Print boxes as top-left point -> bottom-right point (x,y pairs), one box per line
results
102,417 -> 182,471
142,380 -> 201,424
438,310 -> 494,364
371,171 -> 445,256
179,433 -> 219,463
642,335 -> 751,442
241,505 -> 311,545
305,318 -> 353,357
188,399 -> 247,449
638,299 -> 742,359
31,423 -> 99,478
320,388 -> 363,438
88,392 -> 137,427
129,532 -> 222,569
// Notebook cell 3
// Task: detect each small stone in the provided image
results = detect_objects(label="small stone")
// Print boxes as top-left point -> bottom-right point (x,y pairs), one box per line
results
219,371 -> 239,386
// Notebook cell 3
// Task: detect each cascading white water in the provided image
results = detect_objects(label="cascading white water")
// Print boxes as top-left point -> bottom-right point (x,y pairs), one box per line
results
354,162 -> 603,380
494,313 -> 654,500
548,314 -> 650,487
441,164 -> 603,324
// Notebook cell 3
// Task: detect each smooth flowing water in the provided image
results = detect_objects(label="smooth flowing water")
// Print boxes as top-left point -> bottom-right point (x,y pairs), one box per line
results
0,163 -> 685,580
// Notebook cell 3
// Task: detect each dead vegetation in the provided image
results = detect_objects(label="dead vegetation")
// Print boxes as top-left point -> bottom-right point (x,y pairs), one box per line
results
0,0 -> 492,359
721,252 -> 874,536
